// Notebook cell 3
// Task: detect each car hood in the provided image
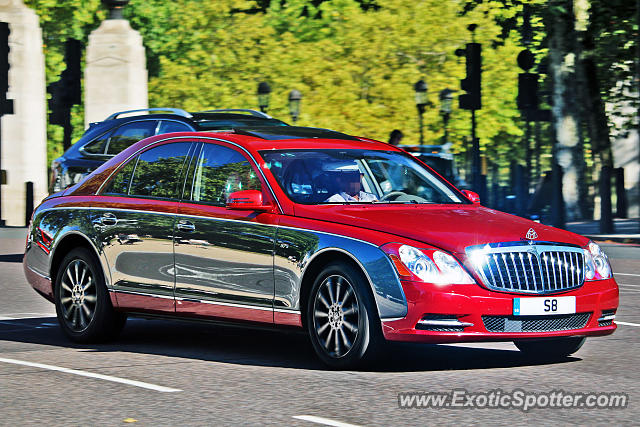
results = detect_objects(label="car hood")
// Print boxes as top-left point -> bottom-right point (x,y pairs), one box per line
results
293,204 -> 588,254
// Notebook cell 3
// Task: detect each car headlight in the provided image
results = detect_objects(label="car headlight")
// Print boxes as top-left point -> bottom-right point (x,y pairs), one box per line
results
383,243 -> 475,285
584,241 -> 611,280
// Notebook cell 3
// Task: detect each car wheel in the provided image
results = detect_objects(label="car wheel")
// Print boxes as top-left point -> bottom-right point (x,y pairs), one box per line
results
514,337 -> 586,360
54,248 -> 126,343
306,261 -> 384,369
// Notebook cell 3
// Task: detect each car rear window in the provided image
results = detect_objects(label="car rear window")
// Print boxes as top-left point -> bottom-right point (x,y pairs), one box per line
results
106,120 -> 158,155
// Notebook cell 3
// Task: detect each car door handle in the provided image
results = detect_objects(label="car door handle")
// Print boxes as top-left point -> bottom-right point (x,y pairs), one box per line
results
99,212 -> 117,226
177,220 -> 195,232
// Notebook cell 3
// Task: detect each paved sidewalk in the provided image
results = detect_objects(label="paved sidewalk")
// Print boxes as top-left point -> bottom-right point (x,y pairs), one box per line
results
565,218 -> 640,245
0,227 -> 27,240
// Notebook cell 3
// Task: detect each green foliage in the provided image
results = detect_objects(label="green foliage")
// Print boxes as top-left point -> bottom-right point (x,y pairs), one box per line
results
26,0 -> 527,183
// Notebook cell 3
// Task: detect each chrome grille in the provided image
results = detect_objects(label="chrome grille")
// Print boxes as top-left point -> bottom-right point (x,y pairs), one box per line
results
466,242 -> 585,294
482,313 -> 591,332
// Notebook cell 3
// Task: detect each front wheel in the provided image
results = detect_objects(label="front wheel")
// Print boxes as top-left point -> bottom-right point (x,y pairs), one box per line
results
54,248 -> 126,343
306,261 -> 384,369
514,337 -> 586,360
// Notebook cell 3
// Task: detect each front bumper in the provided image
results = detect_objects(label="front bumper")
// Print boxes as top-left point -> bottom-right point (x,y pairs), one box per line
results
381,278 -> 619,343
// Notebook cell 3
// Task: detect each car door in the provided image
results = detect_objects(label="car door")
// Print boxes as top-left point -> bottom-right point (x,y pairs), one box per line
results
174,141 -> 278,323
94,140 -> 195,313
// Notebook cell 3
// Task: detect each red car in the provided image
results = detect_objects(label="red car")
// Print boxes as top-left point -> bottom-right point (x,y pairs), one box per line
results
24,126 -> 618,368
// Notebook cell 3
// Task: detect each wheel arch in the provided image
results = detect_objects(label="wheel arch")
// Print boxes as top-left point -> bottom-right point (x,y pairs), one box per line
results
299,248 -> 380,330
49,231 -> 105,290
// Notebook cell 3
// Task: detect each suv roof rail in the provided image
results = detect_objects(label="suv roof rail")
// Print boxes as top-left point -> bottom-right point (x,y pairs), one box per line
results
105,108 -> 193,120
195,109 -> 272,119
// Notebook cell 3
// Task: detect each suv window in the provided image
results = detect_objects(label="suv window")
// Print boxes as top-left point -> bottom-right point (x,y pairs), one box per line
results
106,142 -> 192,199
106,120 -> 158,155
189,143 -> 261,206
158,120 -> 193,134
82,130 -> 113,155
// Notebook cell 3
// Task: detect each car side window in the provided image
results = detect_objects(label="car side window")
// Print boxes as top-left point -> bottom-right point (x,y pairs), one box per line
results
189,144 -> 261,206
157,120 -> 193,134
82,130 -> 113,155
112,142 -> 192,199
104,160 -> 137,195
106,120 -> 158,155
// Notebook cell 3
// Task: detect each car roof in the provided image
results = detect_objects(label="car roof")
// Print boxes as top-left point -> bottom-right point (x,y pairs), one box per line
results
190,127 -> 397,152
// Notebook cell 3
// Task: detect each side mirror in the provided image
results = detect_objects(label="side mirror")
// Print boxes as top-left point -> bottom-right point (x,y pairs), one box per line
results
226,189 -> 271,211
462,190 -> 481,205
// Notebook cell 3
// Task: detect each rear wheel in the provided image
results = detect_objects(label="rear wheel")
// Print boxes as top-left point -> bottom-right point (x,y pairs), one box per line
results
306,261 -> 384,369
514,337 -> 586,360
54,248 -> 126,343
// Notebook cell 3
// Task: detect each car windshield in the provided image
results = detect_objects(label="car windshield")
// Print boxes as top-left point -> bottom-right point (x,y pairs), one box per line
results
260,149 -> 466,205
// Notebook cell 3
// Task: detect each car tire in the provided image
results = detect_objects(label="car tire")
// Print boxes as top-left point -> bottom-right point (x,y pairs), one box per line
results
306,261 -> 384,369
54,247 -> 126,343
513,336 -> 586,359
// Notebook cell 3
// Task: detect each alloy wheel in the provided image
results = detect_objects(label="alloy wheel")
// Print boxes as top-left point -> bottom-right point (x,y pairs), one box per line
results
312,274 -> 360,358
59,259 -> 97,332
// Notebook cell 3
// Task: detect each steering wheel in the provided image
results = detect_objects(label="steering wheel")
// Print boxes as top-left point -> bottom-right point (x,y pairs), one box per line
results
380,191 -> 409,201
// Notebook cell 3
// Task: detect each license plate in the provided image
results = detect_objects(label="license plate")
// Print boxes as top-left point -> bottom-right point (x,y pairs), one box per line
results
513,296 -> 576,316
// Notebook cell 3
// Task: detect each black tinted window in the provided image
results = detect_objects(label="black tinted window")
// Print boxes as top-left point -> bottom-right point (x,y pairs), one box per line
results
83,130 -> 113,155
104,160 -> 137,195
128,142 -> 192,199
190,144 -> 261,206
106,121 -> 158,155
157,120 -> 193,134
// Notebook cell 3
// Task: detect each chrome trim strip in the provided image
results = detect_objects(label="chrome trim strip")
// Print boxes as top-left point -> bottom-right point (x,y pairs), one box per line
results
112,290 -> 174,300
273,308 -> 301,314
597,314 -> 616,322
417,319 -> 474,328
26,265 -> 51,281
94,135 -> 284,213
112,291 -> 301,314
174,297 -> 273,312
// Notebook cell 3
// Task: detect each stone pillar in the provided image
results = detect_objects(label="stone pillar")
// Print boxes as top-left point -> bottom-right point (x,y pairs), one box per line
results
0,0 -> 47,226
84,2 -> 147,127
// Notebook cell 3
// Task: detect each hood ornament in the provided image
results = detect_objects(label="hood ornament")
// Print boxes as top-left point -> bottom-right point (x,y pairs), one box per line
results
525,228 -> 538,240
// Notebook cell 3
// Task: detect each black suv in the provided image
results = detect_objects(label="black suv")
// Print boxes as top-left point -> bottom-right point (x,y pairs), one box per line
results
49,108 -> 288,192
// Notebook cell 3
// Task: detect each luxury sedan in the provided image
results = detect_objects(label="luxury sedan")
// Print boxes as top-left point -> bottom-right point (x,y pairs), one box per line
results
24,126 -> 618,368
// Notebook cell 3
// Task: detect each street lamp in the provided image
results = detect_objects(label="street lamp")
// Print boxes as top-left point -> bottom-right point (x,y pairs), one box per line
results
288,89 -> 302,123
102,0 -> 130,19
439,88 -> 454,144
257,81 -> 271,113
414,79 -> 428,145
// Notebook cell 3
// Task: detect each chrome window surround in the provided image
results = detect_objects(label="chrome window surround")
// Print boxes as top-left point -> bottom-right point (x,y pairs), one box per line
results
466,241 -> 586,294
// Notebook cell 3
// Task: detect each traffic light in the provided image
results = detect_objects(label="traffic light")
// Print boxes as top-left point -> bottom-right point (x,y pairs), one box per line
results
0,21 -> 12,116
48,39 -> 82,127
459,42 -> 481,111
517,73 -> 539,112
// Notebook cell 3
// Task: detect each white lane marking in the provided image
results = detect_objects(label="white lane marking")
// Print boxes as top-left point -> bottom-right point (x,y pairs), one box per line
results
615,273 -> 640,277
0,316 -> 15,321
0,357 -> 182,392
293,415 -> 362,427
617,321 -> 640,327
618,283 -> 640,288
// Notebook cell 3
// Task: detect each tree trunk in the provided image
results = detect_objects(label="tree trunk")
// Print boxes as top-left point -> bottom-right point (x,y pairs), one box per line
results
576,0 -> 613,231
548,0 -> 588,222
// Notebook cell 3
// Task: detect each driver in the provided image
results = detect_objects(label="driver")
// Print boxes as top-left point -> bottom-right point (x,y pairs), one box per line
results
325,164 -> 378,203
